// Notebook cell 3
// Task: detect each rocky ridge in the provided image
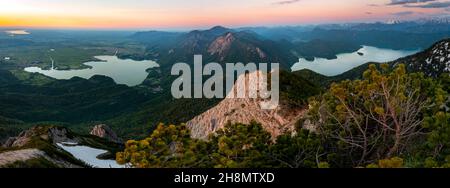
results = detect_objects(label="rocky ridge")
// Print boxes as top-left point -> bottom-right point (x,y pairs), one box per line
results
0,125 -> 122,168
393,39 -> 450,78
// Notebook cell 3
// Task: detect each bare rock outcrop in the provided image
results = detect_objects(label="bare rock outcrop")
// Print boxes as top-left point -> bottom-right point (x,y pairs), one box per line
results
207,32 -> 267,61
0,149 -> 47,166
3,126 -> 80,148
187,71 -> 306,140
0,148 -> 82,168
90,124 -> 123,143
208,32 -> 236,57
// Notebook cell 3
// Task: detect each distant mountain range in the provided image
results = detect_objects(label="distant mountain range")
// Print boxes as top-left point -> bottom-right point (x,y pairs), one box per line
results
131,26 -> 297,69
130,21 -> 449,70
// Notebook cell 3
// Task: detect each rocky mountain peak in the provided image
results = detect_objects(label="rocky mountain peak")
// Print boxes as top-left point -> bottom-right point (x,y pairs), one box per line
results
90,124 -> 123,143
187,71 -> 305,140
386,19 -> 403,25
208,26 -> 231,33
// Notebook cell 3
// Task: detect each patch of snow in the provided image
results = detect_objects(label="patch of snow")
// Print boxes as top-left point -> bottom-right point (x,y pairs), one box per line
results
56,143 -> 125,168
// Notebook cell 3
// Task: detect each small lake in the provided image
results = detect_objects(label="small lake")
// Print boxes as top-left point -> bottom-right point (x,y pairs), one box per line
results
57,143 -> 125,168
291,46 -> 418,76
24,55 -> 159,86
5,30 -> 30,35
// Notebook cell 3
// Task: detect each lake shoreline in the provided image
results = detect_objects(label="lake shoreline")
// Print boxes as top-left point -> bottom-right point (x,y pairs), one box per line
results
24,55 -> 159,87
291,46 -> 419,76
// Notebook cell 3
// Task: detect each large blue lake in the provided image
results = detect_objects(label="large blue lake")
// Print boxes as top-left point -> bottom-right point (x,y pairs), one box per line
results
291,46 -> 418,76
25,55 -> 159,86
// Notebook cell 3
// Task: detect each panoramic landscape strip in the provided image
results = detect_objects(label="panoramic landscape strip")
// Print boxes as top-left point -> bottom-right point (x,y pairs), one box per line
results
0,0 -> 449,180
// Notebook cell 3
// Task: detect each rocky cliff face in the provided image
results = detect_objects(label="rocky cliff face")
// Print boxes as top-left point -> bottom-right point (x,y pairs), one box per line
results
90,124 -> 123,144
187,71 -> 306,140
187,98 -> 305,140
208,32 -> 236,58
207,32 -> 267,62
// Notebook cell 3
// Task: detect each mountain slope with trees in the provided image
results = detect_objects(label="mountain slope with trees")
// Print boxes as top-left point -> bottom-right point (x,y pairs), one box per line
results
116,39 -> 449,168
117,64 -> 449,168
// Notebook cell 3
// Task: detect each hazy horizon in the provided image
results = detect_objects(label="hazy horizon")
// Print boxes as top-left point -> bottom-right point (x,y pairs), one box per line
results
0,0 -> 449,29
0,18 -> 448,32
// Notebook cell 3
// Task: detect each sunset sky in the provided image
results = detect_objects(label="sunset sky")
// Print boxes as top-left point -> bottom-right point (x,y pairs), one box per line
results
0,0 -> 449,29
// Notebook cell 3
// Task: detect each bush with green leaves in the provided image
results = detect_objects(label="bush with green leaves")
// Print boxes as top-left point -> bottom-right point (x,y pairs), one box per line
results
306,64 -> 448,167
